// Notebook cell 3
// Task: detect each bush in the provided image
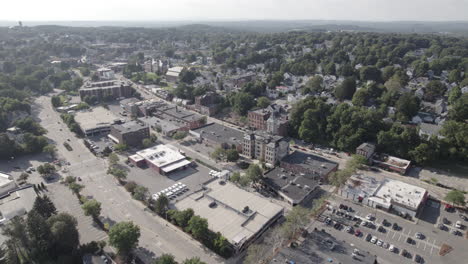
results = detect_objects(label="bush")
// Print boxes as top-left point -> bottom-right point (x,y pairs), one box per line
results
124,181 -> 138,193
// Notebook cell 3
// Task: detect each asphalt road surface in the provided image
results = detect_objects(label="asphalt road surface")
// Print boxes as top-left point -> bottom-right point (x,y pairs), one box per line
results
33,93 -> 226,264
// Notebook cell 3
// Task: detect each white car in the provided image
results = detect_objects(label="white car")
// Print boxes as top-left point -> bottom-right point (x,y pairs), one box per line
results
366,214 -> 374,220
371,236 -> 377,244
377,240 -> 383,246
455,221 -> 462,229
389,244 -> 395,252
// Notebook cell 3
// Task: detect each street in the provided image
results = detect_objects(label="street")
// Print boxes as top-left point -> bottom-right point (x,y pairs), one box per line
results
32,93 -> 226,264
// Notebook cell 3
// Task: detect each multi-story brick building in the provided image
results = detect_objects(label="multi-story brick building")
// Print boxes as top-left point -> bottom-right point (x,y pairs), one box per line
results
248,104 -> 288,136
79,80 -> 133,101
109,120 -> 150,147
242,131 -> 289,167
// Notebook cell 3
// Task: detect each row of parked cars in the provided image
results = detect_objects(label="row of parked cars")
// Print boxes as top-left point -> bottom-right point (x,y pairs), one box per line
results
365,232 -> 423,262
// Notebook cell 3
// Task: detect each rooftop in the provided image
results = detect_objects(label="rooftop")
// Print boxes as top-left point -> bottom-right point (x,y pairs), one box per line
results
356,142 -> 375,153
372,154 -> 410,169
75,107 -> 119,132
112,120 -> 148,134
281,151 -> 338,177
343,175 -> 427,210
191,123 -> 244,146
136,144 -> 186,168
175,179 -> 283,248
0,172 -> 13,188
263,167 -> 320,203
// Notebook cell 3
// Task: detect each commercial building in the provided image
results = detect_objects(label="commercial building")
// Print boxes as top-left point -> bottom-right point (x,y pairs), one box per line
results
242,132 -> 289,167
129,145 -> 191,175
0,187 -> 36,225
372,153 -> 411,175
280,151 -> 338,181
339,175 -> 428,218
263,167 -> 320,206
356,142 -> 375,160
175,179 -> 284,252
140,116 -> 186,137
79,80 -> 133,101
248,104 -> 288,136
121,99 -> 206,130
190,123 -> 244,152
109,120 -> 150,147
166,66 -> 184,83
96,68 -> 115,80
192,92 -> 220,116
0,172 -> 17,196
74,107 -> 119,136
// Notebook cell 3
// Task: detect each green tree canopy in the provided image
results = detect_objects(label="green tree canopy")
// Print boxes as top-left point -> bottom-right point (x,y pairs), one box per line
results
81,199 -> 102,218
108,221 -> 141,257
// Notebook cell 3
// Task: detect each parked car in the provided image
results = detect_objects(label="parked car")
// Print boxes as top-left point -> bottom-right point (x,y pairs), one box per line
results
354,229 -> 362,237
455,221 -> 462,229
382,242 -> 389,249
377,240 -> 383,247
345,226 -> 353,234
392,222 -> 400,231
324,218 -> 332,225
361,221 -> 368,227
389,244 -> 395,252
365,234 -> 372,242
415,232 -> 424,239
378,226 -> 386,233
371,236 -> 377,244
366,214 -> 374,220
460,214 -> 468,221
406,237 -> 414,244
443,217 -> 450,224
414,254 -> 422,263
452,229 -> 462,236
382,219 -> 391,227
439,224 -> 447,231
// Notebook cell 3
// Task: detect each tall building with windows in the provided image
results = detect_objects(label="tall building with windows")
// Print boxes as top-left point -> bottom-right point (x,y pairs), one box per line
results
242,132 -> 289,167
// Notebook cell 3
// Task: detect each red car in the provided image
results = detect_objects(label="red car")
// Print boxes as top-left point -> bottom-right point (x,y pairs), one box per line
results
354,229 -> 362,237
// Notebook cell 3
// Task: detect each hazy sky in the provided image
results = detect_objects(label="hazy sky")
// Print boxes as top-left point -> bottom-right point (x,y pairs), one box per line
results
2,0 -> 468,21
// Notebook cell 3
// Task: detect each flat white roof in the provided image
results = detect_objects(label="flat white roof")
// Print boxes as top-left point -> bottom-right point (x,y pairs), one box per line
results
129,154 -> 145,162
0,173 -> 13,188
75,107 -> 118,132
175,179 -> 283,248
136,145 -> 186,168
168,66 -> 184,73
161,159 -> 191,173
375,179 -> 427,210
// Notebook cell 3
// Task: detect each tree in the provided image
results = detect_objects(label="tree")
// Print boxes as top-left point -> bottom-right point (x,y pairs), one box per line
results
230,92 -> 255,116
68,183 -> 84,194
244,243 -> 269,264
172,131 -> 188,140
82,199 -> 102,218
108,221 -> 141,257
246,164 -> 263,184
47,213 -> 80,256
395,93 -> 420,122
42,144 -> 56,158
174,208 -> 194,228
444,190 -> 466,206
424,80 -> 446,102
108,153 -> 119,166
51,96 -> 61,107
384,75 -> 402,92
183,257 -> 207,264
284,206 -> 310,237
132,186 -> 148,201
303,75 -> 323,94
449,93 -> 468,122
114,143 -> 128,152
409,143 -> 434,164
210,147 -> 226,161
37,163 -> 56,178
142,138 -> 153,148
359,66 -> 382,82
107,167 -> 127,181
334,77 -> 356,100
154,254 -> 177,264
124,181 -> 138,193
256,97 -> 270,108
351,88 -> 369,106
154,194 -> 169,215
26,210 -> 52,260
230,172 -> 241,183
347,154 -> 368,170
186,215 -> 208,241
32,195 -> 57,218
226,149 -> 239,162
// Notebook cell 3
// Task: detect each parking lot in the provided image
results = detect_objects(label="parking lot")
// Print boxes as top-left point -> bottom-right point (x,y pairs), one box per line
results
316,195 -> 468,264
123,160 -> 212,203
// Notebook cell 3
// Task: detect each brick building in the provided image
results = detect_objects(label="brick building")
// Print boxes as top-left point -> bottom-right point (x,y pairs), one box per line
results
109,120 -> 150,147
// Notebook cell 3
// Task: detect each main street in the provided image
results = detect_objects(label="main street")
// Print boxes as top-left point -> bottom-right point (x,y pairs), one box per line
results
33,93 -> 225,264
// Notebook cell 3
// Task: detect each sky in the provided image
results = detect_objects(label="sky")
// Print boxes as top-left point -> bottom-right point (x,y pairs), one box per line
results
2,0 -> 468,22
